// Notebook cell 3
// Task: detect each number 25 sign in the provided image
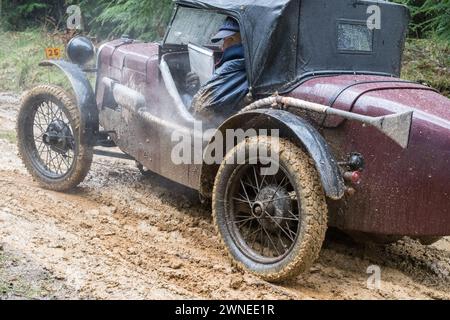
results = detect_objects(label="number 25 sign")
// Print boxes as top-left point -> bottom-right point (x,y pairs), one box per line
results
45,47 -> 62,59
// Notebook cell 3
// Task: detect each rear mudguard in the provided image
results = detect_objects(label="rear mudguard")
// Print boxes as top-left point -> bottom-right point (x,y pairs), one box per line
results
201,109 -> 345,200
39,60 -> 99,146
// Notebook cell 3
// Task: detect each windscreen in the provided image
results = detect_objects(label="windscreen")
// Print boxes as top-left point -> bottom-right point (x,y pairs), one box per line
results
188,44 -> 215,85
165,7 -> 227,46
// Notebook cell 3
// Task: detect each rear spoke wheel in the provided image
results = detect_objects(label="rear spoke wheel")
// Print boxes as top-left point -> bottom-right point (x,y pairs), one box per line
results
228,164 -> 300,262
213,136 -> 328,282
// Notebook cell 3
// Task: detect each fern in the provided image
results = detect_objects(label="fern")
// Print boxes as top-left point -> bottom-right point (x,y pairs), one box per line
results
1,0 -> 174,40
417,0 -> 450,40
16,3 -> 48,15
87,0 -> 174,41
395,0 -> 450,40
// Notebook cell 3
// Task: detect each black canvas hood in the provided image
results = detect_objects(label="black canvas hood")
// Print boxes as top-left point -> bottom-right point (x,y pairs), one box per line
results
175,0 -> 409,95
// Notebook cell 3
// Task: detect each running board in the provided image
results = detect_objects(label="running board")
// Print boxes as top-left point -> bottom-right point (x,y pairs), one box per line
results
93,149 -> 135,160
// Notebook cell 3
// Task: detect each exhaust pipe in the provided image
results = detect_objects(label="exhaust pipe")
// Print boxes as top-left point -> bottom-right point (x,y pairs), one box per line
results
102,77 -> 146,112
241,96 -> 413,149
102,77 -> 203,139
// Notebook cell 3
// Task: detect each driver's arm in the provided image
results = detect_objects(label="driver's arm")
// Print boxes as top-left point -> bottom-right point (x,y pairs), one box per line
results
191,58 -> 248,119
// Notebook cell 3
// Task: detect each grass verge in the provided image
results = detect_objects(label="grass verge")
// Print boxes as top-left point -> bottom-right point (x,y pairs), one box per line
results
0,29 -> 71,92
402,38 -> 450,97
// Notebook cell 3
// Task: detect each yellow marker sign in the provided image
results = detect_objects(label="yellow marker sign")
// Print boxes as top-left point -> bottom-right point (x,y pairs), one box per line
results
45,47 -> 62,59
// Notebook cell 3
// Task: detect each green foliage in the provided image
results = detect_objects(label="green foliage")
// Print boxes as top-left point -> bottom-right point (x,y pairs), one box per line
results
419,0 -> 450,40
1,0 -> 174,41
17,2 -> 48,15
82,0 -> 174,41
394,0 -> 450,40
2,1 -> 49,30
1,1 -> 448,42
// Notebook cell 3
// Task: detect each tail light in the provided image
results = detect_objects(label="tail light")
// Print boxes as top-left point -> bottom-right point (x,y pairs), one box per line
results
344,171 -> 362,185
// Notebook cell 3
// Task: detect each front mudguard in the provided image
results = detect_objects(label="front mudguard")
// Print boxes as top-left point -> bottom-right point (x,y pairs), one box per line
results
201,109 -> 345,200
39,60 -> 99,146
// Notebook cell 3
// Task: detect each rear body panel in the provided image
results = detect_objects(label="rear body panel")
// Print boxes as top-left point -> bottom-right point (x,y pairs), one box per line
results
289,75 -> 450,236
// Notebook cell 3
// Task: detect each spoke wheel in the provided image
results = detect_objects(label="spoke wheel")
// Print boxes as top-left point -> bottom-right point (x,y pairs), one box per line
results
17,85 -> 93,191
31,99 -> 75,178
227,164 -> 300,263
213,136 -> 328,282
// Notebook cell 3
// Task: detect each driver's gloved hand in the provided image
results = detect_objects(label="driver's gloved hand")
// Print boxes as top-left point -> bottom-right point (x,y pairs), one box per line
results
185,71 -> 201,95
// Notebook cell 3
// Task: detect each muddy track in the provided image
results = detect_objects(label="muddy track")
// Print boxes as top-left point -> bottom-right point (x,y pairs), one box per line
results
0,92 -> 449,299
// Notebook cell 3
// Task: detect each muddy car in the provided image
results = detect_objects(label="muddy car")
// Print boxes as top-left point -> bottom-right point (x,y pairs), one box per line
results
16,0 -> 450,282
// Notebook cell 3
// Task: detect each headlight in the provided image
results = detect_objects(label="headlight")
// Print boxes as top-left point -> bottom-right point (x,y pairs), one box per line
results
66,36 -> 95,65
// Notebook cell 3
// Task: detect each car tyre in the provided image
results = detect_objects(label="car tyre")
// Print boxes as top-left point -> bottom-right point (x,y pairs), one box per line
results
413,236 -> 442,246
213,136 -> 328,282
17,85 -> 93,191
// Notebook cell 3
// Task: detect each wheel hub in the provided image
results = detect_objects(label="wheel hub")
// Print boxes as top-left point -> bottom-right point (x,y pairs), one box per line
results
43,120 -> 73,154
255,186 -> 292,232
251,201 -> 265,218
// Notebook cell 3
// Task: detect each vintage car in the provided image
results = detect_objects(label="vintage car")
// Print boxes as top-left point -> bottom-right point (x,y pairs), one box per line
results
16,0 -> 450,282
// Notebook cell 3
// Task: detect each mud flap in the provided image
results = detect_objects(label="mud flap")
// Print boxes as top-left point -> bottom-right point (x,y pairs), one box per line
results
202,109 -> 345,200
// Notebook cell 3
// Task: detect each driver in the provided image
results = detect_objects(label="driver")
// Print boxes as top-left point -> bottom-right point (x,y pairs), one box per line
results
186,17 -> 249,120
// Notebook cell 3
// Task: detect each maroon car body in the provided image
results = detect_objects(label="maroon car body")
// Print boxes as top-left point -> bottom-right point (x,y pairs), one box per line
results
291,76 -> 450,236
88,0 -> 450,240
94,36 -> 450,238
39,0 -> 450,241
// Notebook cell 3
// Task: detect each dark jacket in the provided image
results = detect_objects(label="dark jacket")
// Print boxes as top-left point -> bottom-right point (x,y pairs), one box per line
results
192,44 -> 249,119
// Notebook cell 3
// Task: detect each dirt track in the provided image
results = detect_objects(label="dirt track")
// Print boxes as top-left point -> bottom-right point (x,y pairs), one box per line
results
0,92 -> 449,300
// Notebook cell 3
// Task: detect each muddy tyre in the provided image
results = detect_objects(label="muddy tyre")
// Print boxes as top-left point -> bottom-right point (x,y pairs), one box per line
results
346,231 -> 402,245
213,136 -> 328,282
413,236 -> 442,246
17,85 -> 93,191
